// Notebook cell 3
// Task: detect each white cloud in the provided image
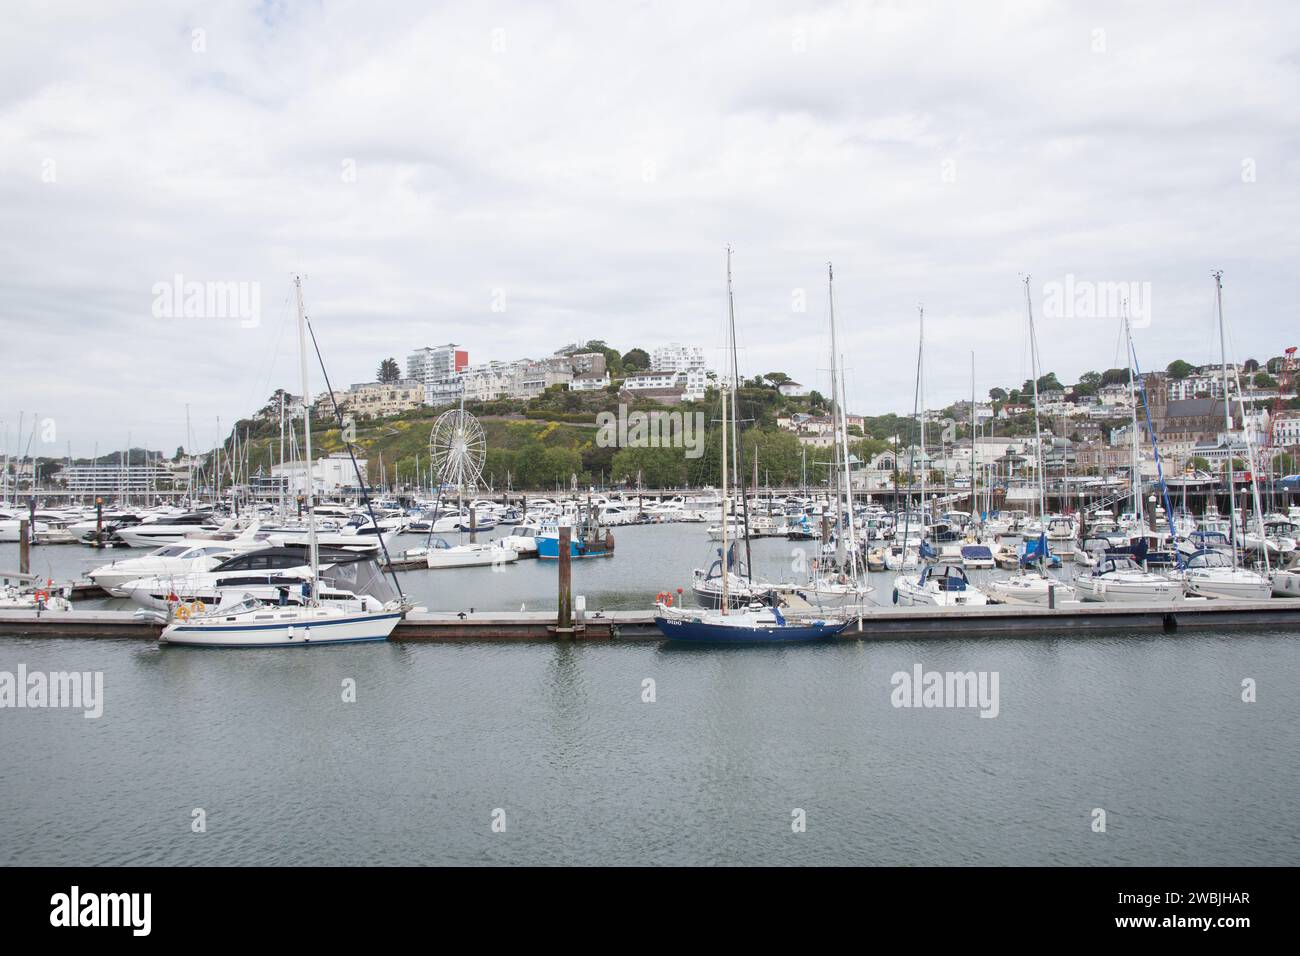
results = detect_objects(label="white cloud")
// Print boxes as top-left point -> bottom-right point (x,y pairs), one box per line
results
1,0 -> 1297,454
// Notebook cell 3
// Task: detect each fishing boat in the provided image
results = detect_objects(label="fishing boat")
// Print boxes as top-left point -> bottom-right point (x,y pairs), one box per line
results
160,275 -> 404,648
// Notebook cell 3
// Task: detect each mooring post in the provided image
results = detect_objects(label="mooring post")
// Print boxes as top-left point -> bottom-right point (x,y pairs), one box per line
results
469,506 -> 477,544
19,520 -> 30,574
557,525 -> 573,632
95,496 -> 104,548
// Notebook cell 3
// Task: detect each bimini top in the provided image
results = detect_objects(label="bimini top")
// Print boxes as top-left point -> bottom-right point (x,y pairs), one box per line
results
918,564 -> 969,590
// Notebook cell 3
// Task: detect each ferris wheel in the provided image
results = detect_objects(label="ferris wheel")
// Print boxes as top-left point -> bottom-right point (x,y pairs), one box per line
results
429,407 -> 486,491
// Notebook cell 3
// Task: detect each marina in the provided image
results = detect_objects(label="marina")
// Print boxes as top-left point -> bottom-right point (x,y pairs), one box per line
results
3,0 -> 1298,885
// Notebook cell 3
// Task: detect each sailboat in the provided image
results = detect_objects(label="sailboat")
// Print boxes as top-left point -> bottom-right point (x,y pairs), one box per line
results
801,263 -> 872,609
659,249 -> 847,642
986,277 -> 1076,606
894,304 -> 991,606
1074,302 -> 1179,604
160,276 -> 405,647
1174,272 -> 1270,601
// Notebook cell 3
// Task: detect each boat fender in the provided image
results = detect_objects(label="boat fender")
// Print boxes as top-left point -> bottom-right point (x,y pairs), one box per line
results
892,588 -> 899,605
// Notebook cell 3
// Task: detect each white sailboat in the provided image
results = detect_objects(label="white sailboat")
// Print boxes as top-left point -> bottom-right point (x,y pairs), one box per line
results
160,276 -> 404,647
894,304 -> 991,606
1171,273 -> 1271,602
987,277 -> 1076,606
803,263 -> 872,609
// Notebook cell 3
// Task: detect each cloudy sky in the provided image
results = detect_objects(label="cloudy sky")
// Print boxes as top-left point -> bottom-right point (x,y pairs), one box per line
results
2,0 -> 1297,456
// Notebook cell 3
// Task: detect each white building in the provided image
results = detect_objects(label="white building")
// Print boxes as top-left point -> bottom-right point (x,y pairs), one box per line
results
570,371 -> 611,391
624,371 -> 684,391
461,360 -> 526,402
407,345 -> 467,390
651,343 -> 707,375
776,380 -> 808,397
271,454 -> 369,494
1274,413 -> 1300,448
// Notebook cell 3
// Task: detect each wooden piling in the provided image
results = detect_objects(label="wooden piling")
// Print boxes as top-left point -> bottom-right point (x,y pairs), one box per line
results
19,520 -> 30,574
557,525 -> 572,631
469,506 -> 477,544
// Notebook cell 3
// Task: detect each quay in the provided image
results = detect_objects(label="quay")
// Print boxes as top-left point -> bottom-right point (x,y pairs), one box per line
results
4,600 -> 1300,642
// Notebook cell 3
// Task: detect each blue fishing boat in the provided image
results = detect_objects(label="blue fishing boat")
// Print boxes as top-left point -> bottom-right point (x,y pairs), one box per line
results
536,527 -> 614,560
654,603 -> 849,644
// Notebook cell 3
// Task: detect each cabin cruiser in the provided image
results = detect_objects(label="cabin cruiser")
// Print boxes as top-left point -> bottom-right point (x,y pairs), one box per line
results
265,515 -> 387,554
985,570 -> 1076,606
112,512 -> 223,548
893,563 -> 990,607
117,546 -> 362,611
416,537 -> 519,569
1242,520 -> 1298,562
89,541 -> 243,596
959,544 -> 995,569
1074,556 -> 1181,603
1174,549 -> 1271,601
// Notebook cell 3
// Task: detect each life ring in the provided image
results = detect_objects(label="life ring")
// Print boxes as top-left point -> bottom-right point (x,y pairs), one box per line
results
655,591 -> 673,607
175,604 -> 191,622
191,600 -> 206,613
33,589 -> 48,604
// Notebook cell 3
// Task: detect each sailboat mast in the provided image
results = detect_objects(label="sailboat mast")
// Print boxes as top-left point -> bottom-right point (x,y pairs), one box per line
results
294,275 -> 319,596
1024,277 -> 1047,524
918,306 -> 927,526
720,378 -> 730,614
1124,306 -> 1142,526
1214,271 -> 1240,568
971,352 -> 978,526
725,246 -> 753,580
828,264 -> 857,577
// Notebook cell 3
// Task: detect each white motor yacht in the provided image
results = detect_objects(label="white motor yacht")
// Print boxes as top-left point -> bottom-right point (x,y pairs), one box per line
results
1075,556 -> 1181,603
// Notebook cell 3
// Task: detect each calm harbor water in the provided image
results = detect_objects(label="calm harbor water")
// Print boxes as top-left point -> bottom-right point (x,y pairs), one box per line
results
1,525 -> 1297,865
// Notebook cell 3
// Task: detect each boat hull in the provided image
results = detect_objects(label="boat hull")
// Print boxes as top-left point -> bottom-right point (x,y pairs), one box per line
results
161,610 -> 403,647
654,615 -> 847,643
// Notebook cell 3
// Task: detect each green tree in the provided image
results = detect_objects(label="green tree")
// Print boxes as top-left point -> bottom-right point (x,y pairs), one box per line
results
1166,359 -> 1194,379
377,358 -> 401,383
1243,358 -> 1260,372
621,348 -> 650,372
989,387 -> 1008,402
1254,371 -> 1277,389
1101,367 -> 1132,386
1189,456 -> 1211,471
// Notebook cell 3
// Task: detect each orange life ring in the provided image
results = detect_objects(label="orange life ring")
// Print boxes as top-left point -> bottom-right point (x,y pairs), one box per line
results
33,589 -> 48,603
175,604 -> 191,622
664,593 -> 673,607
